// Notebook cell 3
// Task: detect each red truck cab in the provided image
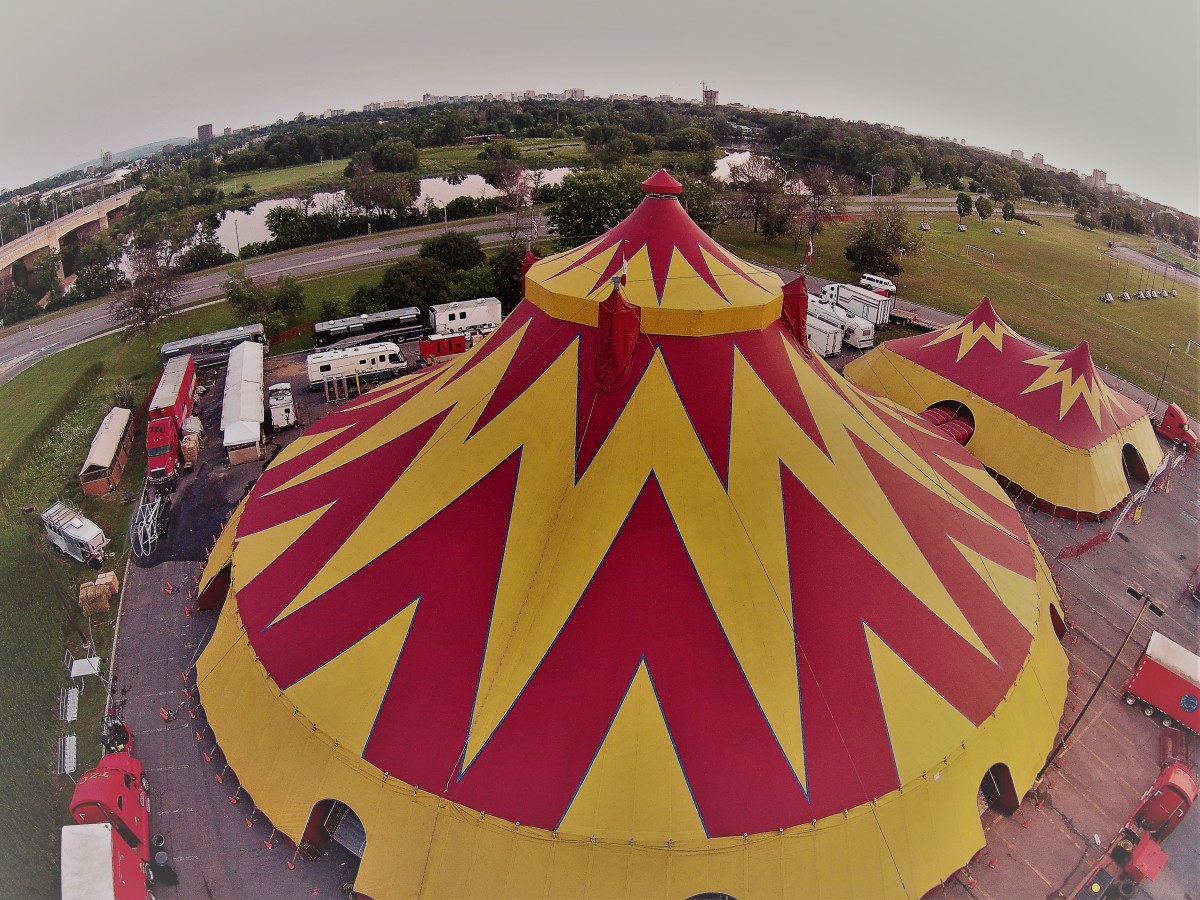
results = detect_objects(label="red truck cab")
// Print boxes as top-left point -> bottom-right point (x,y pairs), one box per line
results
146,354 -> 197,489
1155,403 -> 1197,457
1134,763 -> 1197,840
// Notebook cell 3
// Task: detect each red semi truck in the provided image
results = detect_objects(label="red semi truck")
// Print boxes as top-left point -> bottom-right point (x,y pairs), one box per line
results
146,354 -> 197,491
1153,402 -> 1197,458
60,718 -> 155,899
1123,631 -> 1200,733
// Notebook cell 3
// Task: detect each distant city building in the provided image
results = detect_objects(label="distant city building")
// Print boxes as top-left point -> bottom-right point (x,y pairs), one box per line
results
1031,152 -> 1044,169
1010,149 -> 1024,160
321,109 -> 345,119
161,145 -> 174,155
224,126 -> 232,137
381,99 -> 404,109
702,84 -> 719,106
197,123 -> 213,142
102,150 -> 113,167
1085,168 -> 1108,190
363,101 -> 382,113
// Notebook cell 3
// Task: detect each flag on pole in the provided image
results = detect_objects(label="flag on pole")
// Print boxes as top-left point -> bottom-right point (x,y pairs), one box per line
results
620,240 -> 628,285
806,236 -> 814,266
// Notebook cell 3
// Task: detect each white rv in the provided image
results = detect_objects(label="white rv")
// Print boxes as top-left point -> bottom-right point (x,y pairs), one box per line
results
820,283 -> 894,328
306,342 -> 407,390
807,295 -> 875,350
804,314 -> 844,358
268,383 -> 298,432
429,297 -> 502,335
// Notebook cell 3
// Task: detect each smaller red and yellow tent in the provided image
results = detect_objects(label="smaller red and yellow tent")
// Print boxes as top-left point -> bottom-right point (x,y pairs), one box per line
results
845,298 -> 1163,517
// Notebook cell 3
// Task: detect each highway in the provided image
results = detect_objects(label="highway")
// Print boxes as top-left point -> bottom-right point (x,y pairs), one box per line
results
0,216 -> 541,385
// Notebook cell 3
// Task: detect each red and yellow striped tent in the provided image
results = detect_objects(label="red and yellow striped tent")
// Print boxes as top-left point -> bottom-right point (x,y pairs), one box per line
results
197,172 -> 1067,898
844,298 -> 1163,518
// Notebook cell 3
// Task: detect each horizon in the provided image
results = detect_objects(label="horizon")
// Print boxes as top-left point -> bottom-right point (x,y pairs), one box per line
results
1,0 -> 1196,215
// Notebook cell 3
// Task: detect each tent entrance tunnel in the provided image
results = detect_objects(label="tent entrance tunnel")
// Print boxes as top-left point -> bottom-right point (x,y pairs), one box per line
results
979,763 -> 1020,815
303,799 -> 367,860
1122,443 -> 1150,485
920,401 -> 976,447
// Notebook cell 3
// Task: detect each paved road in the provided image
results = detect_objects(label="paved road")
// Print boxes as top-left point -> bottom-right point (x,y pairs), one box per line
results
0,215 -> 544,385
1106,244 -> 1200,290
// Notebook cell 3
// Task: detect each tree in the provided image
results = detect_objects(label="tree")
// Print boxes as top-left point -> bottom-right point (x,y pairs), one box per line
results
1074,204 -> 1096,231
108,247 -> 181,344
844,198 -> 924,277
442,265 -> 496,303
548,168 -> 645,248
32,250 -> 64,306
344,151 -> 375,178
975,197 -> 994,221
349,257 -> 447,315
795,165 -> 852,237
1002,201 -> 1015,225
728,155 -> 782,233
955,192 -> 973,223
666,127 -> 717,154
224,265 -> 306,335
419,232 -> 485,272
596,134 -> 635,168
489,245 -> 532,313
370,139 -> 420,173
265,203 -> 312,249
179,225 -> 236,273
346,173 -> 411,216
679,178 -> 723,233
1,285 -> 37,324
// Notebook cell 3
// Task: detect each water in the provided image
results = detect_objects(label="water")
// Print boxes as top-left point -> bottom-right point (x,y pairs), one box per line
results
209,168 -> 574,254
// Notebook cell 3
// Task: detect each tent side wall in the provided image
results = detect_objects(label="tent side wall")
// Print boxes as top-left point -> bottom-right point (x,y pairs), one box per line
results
195,557 -> 1067,900
845,349 -> 1163,516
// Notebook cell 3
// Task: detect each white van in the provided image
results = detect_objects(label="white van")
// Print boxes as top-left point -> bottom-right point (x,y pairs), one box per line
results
858,274 -> 896,297
306,342 -> 407,390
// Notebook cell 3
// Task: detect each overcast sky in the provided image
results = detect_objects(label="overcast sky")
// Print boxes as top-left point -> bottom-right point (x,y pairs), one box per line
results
2,0 -> 1196,214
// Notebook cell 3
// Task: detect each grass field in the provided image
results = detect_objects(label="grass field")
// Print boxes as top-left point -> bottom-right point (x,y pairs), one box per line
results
717,212 -> 1199,410
225,160 -> 348,196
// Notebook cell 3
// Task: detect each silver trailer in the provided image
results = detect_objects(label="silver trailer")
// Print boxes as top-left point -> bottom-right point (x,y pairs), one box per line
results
820,283 -> 895,328
807,295 -> 875,349
41,502 -> 109,568
805,314 -> 844,358
429,297 -> 502,335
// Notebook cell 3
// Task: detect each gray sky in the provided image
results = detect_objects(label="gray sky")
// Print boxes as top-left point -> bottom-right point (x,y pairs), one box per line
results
3,0 -> 1197,214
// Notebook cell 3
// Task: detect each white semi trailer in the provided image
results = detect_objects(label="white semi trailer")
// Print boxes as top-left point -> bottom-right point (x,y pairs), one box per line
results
820,283 -> 895,328
804,314 -> 844,358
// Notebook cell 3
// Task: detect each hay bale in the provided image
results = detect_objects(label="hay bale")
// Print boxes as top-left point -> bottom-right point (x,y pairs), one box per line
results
95,571 -> 120,596
78,583 -> 110,616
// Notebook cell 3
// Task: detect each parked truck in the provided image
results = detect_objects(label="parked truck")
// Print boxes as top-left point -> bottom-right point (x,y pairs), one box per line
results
805,314 -> 844,358
61,717 -> 154,899
1153,403 -> 1197,458
807,294 -> 875,349
146,354 -> 197,491
1122,631 -> 1200,733
41,502 -> 110,568
820,283 -> 895,328
429,296 -> 502,336
1071,762 -> 1196,899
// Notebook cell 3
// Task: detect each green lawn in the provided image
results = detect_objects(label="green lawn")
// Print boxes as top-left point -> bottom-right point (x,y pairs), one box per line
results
224,160 -> 348,196
717,213 -> 1199,410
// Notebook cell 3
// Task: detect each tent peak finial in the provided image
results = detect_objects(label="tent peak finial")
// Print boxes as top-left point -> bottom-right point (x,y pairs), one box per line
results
641,169 -> 683,196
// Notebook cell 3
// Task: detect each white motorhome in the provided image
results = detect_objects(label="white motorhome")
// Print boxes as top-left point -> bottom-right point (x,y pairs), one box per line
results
429,297 -> 502,335
268,383 -> 298,432
805,314 -> 844,358
306,342 -> 407,390
820,283 -> 894,328
807,294 -> 875,350
858,273 -> 896,297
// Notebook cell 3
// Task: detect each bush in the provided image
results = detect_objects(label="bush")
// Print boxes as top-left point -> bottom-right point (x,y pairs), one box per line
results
418,232 -> 485,272
1014,213 -> 1043,226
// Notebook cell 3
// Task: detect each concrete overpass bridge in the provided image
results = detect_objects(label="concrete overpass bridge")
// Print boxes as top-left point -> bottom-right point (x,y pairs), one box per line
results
1,187 -> 141,292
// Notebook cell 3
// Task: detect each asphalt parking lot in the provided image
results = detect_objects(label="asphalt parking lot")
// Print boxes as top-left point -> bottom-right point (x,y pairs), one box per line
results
107,347 -> 1199,900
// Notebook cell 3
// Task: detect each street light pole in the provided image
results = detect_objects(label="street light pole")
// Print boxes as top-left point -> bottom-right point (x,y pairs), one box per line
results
1152,343 -> 1176,414
868,172 -> 880,197
1037,585 -> 1165,781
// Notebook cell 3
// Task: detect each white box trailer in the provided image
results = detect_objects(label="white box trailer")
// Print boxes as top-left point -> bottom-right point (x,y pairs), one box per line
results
41,502 -> 109,568
429,297 -> 501,335
306,342 -> 407,390
807,295 -> 875,349
821,283 -> 894,327
805,314 -> 844,358
267,383 -> 298,432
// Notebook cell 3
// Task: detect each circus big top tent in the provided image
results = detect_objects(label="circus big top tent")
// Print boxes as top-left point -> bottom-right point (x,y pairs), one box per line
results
844,298 -> 1164,518
196,171 -> 1067,898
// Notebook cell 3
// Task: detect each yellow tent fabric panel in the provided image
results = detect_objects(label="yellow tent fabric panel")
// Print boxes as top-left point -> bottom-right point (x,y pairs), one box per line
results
195,583 -> 1066,899
845,348 -> 1164,515
196,496 -> 246,596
